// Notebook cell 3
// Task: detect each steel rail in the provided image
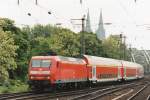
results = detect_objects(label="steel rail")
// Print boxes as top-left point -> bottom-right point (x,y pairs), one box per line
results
88,83 -> 142,100
146,94 -> 150,100
22,82 -> 140,100
70,83 -> 139,100
16,86 -> 109,100
88,88 -> 124,100
127,83 -> 150,100
0,92 -> 39,100
70,86 -> 115,100
0,91 -> 34,97
0,86 -> 106,100
16,82 -> 136,100
0,78 -> 147,100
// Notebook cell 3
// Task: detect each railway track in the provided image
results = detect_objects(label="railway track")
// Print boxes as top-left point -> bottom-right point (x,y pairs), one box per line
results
126,82 -> 150,100
0,76 -> 149,100
69,81 -> 147,100
146,95 -> 150,100
0,85 -> 111,100
0,91 -> 46,100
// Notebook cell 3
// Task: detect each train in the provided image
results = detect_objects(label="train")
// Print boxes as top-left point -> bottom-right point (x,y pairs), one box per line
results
28,55 -> 144,90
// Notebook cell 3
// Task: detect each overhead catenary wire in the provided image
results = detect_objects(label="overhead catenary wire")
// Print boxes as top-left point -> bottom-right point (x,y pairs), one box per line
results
15,0 -> 150,34
16,0 -> 40,24
16,0 -> 61,25
117,0 -> 137,25
17,0 -> 70,25
117,0 -> 150,42
16,1 -> 142,30
32,1 -> 75,26
115,0 -> 146,51
17,0 -> 38,5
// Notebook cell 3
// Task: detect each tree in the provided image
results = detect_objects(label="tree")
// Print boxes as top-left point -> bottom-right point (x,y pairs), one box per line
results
78,32 -> 105,57
31,29 -> 80,57
103,35 -> 129,60
50,30 -> 80,57
0,18 -> 31,80
30,24 -> 67,38
0,30 -> 18,83
102,35 -> 121,59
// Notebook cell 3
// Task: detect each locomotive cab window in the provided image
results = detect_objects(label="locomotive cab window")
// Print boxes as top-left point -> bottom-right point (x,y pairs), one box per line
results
32,60 -> 41,67
32,60 -> 51,67
41,60 -> 51,67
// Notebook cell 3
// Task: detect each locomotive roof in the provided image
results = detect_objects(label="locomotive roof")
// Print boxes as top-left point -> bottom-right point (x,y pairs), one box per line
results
83,55 -> 122,66
31,56 -> 85,63
57,56 -> 86,64
31,56 -> 53,59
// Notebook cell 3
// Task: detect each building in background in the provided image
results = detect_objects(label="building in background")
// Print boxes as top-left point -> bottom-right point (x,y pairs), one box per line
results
96,10 -> 106,40
85,9 -> 92,33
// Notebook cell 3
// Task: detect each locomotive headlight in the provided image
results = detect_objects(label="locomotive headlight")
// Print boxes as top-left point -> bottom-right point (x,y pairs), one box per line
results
30,71 -> 38,74
42,71 -> 50,74
47,76 -> 50,79
30,76 -> 34,79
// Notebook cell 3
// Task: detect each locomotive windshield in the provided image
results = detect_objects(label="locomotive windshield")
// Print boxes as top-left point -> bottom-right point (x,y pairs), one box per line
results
32,60 -> 51,67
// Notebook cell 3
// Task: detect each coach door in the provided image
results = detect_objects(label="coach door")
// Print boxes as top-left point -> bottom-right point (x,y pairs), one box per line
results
92,65 -> 97,81
118,67 -> 121,80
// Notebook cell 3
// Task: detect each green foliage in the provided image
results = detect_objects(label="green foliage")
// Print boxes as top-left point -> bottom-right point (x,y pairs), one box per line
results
79,32 -> 105,56
15,28 -> 31,80
0,30 -> 18,83
103,35 -> 128,60
0,18 -> 31,81
50,30 -> 80,56
31,29 -> 80,57
31,36 -> 50,55
0,80 -> 28,93
31,24 -> 67,38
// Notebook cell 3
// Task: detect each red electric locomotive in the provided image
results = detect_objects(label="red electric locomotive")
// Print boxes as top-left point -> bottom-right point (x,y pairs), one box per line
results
28,56 -> 88,89
28,55 -> 144,90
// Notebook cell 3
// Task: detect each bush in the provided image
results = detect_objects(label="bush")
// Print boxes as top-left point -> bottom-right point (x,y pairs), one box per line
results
0,79 -> 29,93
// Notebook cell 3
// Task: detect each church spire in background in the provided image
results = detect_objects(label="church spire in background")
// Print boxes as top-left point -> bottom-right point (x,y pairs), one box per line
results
85,9 -> 92,33
96,9 -> 106,40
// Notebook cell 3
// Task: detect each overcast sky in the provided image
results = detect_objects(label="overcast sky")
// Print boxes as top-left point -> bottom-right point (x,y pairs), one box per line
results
0,0 -> 150,49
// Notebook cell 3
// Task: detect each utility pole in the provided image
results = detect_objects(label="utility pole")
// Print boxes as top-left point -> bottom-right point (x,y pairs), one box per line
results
123,35 -> 126,60
119,34 -> 126,60
129,45 -> 135,62
35,0 -> 38,5
17,0 -> 38,5
71,15 -> 86,55
17,0 -> 19,5
119,34 -> 122,60
81,16 -> 85,55
129,44 -> 132,62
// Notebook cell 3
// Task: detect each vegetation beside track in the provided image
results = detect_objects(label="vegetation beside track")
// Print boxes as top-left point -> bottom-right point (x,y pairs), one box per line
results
0,80 -> 28,93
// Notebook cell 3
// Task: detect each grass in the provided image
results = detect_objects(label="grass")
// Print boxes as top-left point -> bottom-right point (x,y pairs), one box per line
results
0,80 -> 29,93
